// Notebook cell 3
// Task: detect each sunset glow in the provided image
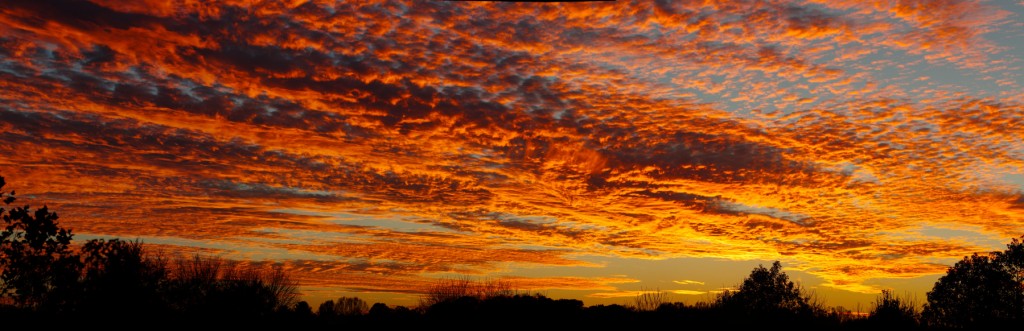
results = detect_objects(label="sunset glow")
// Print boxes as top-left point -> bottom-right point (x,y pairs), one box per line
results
1,0 -> 1022,309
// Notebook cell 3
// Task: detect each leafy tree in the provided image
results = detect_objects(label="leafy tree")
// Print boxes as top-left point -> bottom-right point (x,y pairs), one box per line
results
0,176 -> 81,309
922,235 -> 1024,328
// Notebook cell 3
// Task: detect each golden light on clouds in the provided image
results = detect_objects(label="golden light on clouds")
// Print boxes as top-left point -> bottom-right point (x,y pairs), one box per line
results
0,0 -> 1021,308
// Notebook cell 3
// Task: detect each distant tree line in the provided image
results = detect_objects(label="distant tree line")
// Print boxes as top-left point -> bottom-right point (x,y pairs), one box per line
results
2,175 -> 1022,329
0,176 -> 297,327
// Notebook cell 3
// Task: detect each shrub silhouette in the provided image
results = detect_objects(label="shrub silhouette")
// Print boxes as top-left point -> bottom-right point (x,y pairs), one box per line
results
0,176 -> 81,310
630,287 -> 668,312
867,289 -> 919,328
164,255 -> 298,322
420,276 -> 515,307
922,235 -> 1024,328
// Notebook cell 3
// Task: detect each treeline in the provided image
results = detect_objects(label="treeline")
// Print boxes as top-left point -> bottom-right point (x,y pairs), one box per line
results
301,240 -> 1023,330
0,177 -> 298,326
2,175 -> 1023,329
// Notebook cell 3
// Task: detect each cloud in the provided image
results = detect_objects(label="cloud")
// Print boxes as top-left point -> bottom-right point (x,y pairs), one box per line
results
707,287 -> 737,295
672,280 -> 705,286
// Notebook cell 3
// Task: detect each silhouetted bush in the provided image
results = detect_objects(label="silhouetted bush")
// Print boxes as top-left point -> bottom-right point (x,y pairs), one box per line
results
867,289 -> 920,329
163,255 -> 298,323
420,276 -> 516,307
630,287 -> 668,312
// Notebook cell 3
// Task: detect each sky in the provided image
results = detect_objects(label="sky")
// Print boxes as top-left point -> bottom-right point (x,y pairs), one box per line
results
1,0 -> 1022,311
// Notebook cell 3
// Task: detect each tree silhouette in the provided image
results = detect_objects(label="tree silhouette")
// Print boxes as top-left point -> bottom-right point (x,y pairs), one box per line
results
367,302 -> 392,317
317,299 -> 337,319
705,261 -> 836,330
315,296 -> 369,326
714,261 -> 817,315
333,296 -> 368,316
288,300 -> 316,323
0,176 -> 81,310
922,235 -> 1024,328
367,302 -> 418,327
78,238 -> 169,318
